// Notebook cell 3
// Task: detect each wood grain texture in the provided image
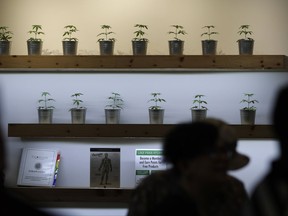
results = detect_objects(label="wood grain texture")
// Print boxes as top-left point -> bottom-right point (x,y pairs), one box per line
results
7,187 -> 133,204
8,124 -> 275,139
0,55 -> 287,70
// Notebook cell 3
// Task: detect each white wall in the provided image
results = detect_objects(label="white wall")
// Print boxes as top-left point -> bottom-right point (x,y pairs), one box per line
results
0,71 -> 287,215
0,0 -> 288,55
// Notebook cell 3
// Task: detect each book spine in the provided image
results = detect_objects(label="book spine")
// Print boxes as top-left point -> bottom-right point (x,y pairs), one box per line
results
52,153 -> 61,187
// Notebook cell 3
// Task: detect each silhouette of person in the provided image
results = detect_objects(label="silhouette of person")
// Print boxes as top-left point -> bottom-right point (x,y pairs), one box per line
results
0,127 -> 54,215
127,118 -> 249,216
242,84 -> 288,216
98,153 -> 112,185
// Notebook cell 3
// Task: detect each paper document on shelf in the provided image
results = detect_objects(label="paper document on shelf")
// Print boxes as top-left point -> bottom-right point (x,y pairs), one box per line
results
135,149 -> 167,186
17,148 -> 60,187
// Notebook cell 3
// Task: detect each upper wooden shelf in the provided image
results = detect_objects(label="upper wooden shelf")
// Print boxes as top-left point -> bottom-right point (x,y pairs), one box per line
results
8,124 -> 275,139
0,55 -> 287,72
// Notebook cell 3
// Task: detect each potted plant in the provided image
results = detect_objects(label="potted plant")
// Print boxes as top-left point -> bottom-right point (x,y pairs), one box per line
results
201,25 -> 218,55
148,92 -> 166,124
97,25 -> 115,55
27,25 -> 44,55
105,92 -> 124,124
168,25 -> 187,55
0,26 -> 13,55
70,92 -> 86,124
38,91 -> 55,124
132,24 -> 148,55
191,94 -> 208,122
62,25 -> 79,55
240,93 -> 259,125
237,25 -> 254,55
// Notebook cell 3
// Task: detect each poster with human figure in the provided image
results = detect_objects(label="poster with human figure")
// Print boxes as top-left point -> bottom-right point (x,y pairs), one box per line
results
90,148 -> 120,188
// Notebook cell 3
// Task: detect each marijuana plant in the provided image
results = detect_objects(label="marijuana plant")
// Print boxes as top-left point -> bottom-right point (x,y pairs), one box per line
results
191,94 -> 208,110
71,92 -> 85,109
106,92 -> 124,109
27,25 -> 44,41
238,25 -> 253,41
38,92 -> 55,109
240,93 -> 259,111
168,25 -> 187,41
0,26 -> 13,41
97,25 -> 115,42
148,92 -> 166,110
63,25 -> 79,41
132,24 -> 149,42
201,25 -> 218,40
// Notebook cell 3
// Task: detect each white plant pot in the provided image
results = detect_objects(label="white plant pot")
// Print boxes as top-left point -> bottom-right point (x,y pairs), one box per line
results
240,109 -> 256,125
71,108 -> 86,124
191,109 -> 207,122
27,41 -> 42,55
149,109 -> 164,124
105,109 -> 121,124
38,109 -> 53,124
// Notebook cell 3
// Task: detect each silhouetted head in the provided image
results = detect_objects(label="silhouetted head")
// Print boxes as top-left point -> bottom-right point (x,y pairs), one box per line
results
272,84 -> 288,153
163,118 -> 249,171
204,118 -> 249,170
163,120 -> 218,165
0,129 -> 5,188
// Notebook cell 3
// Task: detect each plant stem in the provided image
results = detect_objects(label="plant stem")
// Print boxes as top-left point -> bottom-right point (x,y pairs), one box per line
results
44,94 -> 47,109
247,94 -> 251,109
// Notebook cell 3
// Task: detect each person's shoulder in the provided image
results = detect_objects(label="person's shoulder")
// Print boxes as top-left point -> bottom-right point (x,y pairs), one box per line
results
227,174 -> 243,181
225,174 -> 247,191
141,170 -> 168,182
136,169 -> 173,188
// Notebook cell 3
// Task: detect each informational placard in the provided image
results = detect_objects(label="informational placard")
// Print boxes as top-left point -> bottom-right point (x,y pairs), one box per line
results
135,149 -> 167,186
90,148 -> 121,188
17,148 -> 60,187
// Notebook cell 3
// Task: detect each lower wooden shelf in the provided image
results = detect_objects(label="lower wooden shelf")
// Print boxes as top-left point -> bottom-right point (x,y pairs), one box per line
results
8,123 -> 275,139
6,124 -> 276,205
7,187 -> 134,203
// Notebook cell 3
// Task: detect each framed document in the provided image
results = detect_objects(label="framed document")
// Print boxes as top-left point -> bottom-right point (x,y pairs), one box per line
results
17,148 -> 60,187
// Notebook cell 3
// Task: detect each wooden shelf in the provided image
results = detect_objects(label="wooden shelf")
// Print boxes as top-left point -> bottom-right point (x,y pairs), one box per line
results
8,124 -> 275,139
4,57 -> 281,205
6,124 -> 275,204
0,55 -> 287,71
7,187 -> 133,204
